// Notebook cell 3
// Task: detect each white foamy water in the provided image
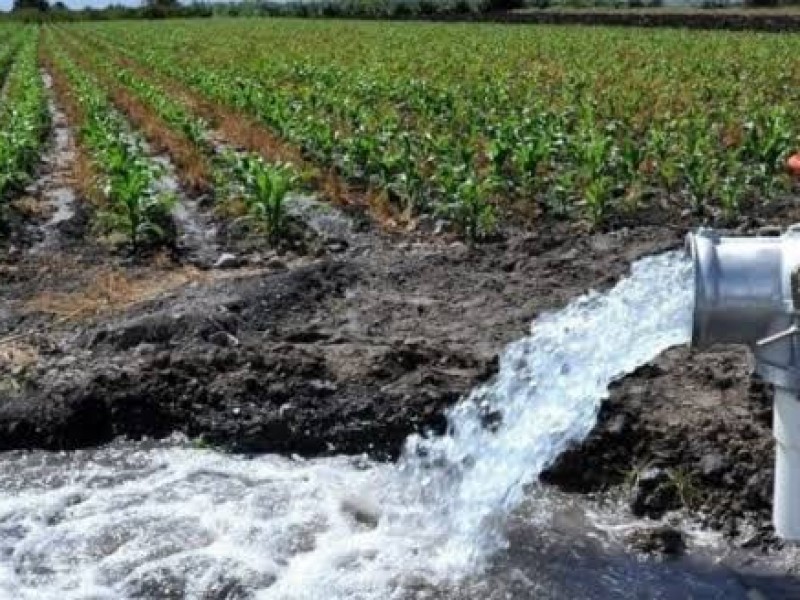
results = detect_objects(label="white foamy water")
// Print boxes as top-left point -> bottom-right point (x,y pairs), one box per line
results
0,251 -> 693,599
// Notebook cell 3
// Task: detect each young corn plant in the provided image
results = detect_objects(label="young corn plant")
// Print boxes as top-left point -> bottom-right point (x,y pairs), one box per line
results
743,108 -> 793,173
383,132 -> 425,214
101,152 -> 175,250
618,135 -> 644,182
248,161 -> 294,242
579,128 -> 614,181
436,175 -> 496,242
222,153 -> 296,242
486,124 -> 514,178
513,132 -> 552,195
683,152 -> 718,216
718,162 -> 747,221
583,176 -> 614,227
575,128 -> 615,226
742,109 -> 794,197
658,156 -> 681,195
719,177 -> 745,221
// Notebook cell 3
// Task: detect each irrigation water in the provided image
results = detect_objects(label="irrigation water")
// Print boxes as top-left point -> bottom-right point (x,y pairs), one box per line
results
0,251 -> 695,599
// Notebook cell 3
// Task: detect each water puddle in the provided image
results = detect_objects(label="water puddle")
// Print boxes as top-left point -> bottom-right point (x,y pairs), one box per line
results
0,251 -> 746,599
450,489 -> 798,600
171,197 -> 218,260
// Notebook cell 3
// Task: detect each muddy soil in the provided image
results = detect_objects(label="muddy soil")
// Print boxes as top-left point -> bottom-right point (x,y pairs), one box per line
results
0,212 -> 679,454
544,347 -> 778,547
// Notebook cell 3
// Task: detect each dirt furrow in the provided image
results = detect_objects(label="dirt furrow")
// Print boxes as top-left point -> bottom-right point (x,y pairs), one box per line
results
58,39 -> 211,193
28,70 -> 79,255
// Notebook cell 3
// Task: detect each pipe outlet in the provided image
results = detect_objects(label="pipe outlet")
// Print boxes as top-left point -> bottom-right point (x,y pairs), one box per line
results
688,227 -> 800,392
687,225 -> 800,541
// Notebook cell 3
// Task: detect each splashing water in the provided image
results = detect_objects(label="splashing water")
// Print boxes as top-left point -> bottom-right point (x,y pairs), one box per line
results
394,250 -> 694,570
0,251 -> 693,599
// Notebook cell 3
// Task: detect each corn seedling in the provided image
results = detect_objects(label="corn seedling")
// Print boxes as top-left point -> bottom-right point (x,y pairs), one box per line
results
219,152 -> 297,242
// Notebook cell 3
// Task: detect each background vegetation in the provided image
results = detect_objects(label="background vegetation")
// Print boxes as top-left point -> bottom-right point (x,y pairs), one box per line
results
6,0 -> 800,23
57,19 -> 800,237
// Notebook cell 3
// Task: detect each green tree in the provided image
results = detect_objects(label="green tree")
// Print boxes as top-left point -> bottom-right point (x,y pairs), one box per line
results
141,0 -> 179,18
143,0 -> 178,8
12,0 -> 49,11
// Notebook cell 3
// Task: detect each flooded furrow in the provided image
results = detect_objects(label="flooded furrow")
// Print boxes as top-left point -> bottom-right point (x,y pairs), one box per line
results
147,151 -> 219,265
28,71 -> 77,255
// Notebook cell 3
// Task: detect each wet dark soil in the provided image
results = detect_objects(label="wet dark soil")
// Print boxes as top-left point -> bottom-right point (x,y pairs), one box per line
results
544,346 -> 778,547
0,215 -> 680,457
7,186 -> 800,562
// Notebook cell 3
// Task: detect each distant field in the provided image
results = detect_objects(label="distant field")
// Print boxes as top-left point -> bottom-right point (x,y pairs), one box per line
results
514,6 -> 800,15
1,19 -> 800,240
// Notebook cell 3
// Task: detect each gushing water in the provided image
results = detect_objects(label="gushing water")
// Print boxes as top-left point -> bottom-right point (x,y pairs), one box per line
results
0,251 -> 693,599
395,250 -> 693,568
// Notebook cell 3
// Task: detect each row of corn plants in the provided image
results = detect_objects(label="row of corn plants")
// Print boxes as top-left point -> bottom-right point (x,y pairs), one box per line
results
0,29 -> 49,209
0,28 -> 26,98
74,20 -> 800,235
43,35 -> 174,250
73,26 -> 498,238
54,27 -> 298,243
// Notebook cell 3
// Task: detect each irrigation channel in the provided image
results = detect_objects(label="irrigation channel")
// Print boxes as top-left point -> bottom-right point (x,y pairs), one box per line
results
0,250 -> 792,598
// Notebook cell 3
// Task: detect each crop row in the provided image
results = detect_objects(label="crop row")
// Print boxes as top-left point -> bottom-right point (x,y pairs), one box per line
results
42,34 -> 175,249
0,29 -> 25,92
52,27 -> 301,243
69,20 -> 800,235
0,29 -> 48,206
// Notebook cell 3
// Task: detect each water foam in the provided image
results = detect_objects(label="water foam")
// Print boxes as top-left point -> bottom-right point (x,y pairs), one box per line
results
0,251 -> 693,599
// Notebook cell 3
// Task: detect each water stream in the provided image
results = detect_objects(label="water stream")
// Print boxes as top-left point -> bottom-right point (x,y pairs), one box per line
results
0,251 -> 699,598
